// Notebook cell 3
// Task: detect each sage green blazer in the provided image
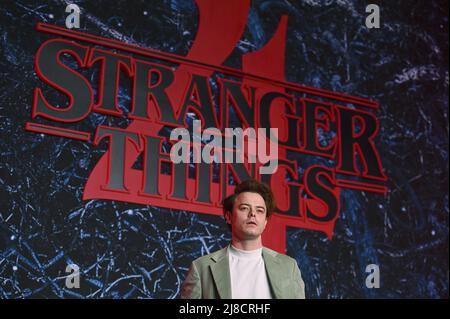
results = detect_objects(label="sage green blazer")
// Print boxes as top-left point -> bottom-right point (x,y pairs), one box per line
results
181,245 -> 305,299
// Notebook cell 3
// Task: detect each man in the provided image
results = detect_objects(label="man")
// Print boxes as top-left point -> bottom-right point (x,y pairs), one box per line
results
181,179 -> 305,299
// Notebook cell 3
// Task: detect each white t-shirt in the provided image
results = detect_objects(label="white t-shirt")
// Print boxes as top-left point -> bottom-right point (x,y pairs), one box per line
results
228,245 -> 273,299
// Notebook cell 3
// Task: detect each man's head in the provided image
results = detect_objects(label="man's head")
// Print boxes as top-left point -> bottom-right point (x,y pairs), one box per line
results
222,179 -> 276,241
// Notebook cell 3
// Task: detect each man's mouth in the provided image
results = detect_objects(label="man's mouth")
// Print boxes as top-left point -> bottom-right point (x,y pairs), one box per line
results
246,221 -> 257,226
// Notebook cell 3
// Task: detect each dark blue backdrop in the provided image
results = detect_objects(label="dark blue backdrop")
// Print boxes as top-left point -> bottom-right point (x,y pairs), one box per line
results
0,0 -> 448,298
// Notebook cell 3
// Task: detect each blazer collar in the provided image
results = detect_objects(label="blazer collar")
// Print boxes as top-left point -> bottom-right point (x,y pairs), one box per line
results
262,248 -> 284,299
210,246 -> 232,299
209,245 -> 284,299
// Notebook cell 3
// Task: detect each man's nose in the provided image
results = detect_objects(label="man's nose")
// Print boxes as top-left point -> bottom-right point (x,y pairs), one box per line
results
248,209 -> 256,217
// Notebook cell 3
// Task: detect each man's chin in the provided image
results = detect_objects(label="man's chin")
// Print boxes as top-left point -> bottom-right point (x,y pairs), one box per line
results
241,230 -> 262,239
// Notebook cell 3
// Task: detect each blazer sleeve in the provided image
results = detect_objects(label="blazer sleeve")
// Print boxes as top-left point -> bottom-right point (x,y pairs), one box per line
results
181,261 -> 202,299
292,261 -> 306,299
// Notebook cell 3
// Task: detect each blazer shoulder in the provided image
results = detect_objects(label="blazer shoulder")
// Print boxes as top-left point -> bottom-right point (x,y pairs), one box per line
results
263,247 -> 298,265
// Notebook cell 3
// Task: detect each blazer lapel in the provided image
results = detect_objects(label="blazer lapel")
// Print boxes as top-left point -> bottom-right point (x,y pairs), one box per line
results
210,247 -> 232,299
262,248 -> 284,299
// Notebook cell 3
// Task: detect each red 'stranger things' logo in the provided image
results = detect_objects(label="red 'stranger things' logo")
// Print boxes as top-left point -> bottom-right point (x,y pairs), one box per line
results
26,0 -> 387,253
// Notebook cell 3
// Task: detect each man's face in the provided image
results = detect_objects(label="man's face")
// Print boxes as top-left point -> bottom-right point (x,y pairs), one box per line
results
225,192 -> 268,241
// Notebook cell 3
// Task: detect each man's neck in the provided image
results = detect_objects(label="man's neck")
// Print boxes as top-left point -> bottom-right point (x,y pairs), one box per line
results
230,238 -> 263,251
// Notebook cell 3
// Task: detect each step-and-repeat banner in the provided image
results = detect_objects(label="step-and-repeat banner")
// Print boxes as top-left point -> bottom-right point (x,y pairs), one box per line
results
1,0 -> 448,298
